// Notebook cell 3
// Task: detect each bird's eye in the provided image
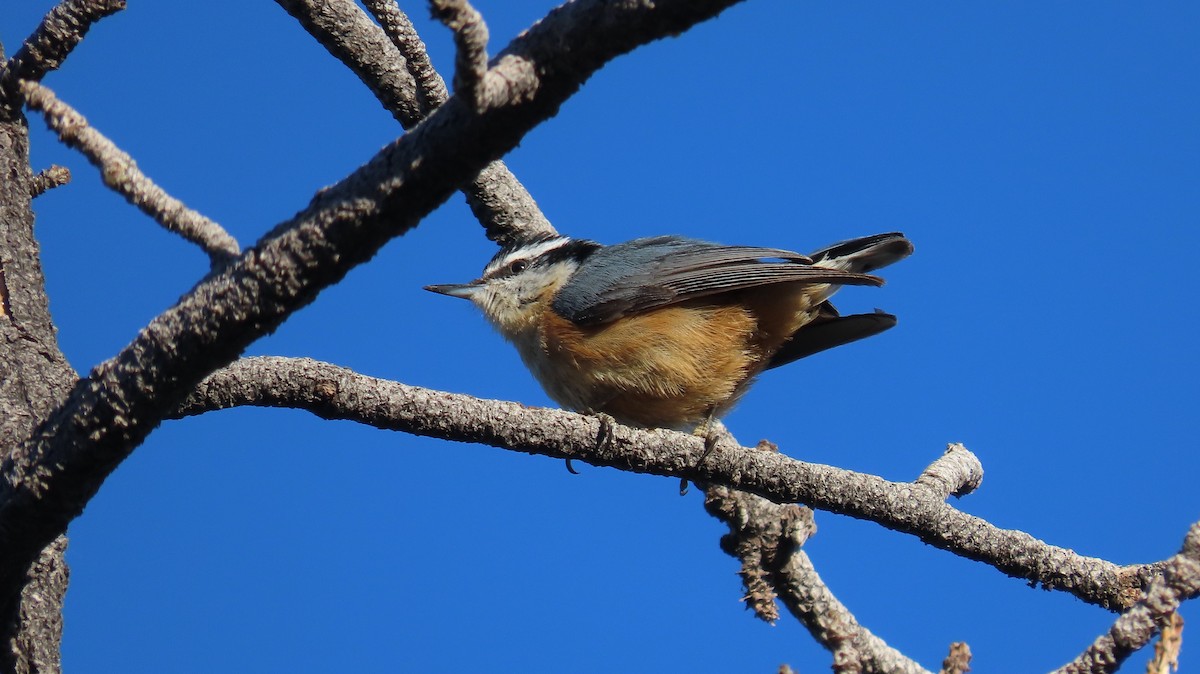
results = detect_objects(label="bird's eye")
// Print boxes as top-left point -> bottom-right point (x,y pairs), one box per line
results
509,259 -> 529,274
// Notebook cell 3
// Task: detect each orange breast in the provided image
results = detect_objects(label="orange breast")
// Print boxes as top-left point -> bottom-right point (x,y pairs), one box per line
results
536,292 -> 814,429
736,281 -> 828,355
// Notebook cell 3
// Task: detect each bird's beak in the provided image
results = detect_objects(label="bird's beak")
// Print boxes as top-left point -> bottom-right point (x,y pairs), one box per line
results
424,282 -> 482,300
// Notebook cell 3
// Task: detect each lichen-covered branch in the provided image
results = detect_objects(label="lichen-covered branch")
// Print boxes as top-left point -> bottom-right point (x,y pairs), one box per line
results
275,0 -> 554,245
28,165 -> 71,198
704,473 -> 931,674
0,0 -> 747,634
170,356 -> 1155,612
915,444 -> 983,499
19,81 -> 240,265
1053,523 -> 1200,674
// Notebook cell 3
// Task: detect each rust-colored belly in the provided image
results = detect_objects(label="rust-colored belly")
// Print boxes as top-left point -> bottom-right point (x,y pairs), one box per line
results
535,284 -> 819,429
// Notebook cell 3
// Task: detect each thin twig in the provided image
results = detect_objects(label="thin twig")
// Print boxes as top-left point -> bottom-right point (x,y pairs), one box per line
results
18,80 -> 240,266
278,0 -> 555,245
170,356 -> 1157,612
430,0 -> 489,112
1146,612 -> 1183,674
29,165 -> 71,198
939,642 -> 972,674
1053,523 -> 1200,674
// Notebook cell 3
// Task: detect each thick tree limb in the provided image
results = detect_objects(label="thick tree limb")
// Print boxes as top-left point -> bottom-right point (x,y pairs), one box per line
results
0,0 -> 126,102
1053,523 -> 1200,674
276,0 -> 554,245
0,4 -> 106,663
0,0 -> 746,631
170,356 -> 1156,612
12,536 -> 68,674
19,80 -> 240,265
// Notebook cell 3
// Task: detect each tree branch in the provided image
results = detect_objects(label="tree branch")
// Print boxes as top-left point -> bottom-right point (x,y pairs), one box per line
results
169,356 -> 1157,612
361,0 -> 448,110
28,165 -> 71,198
915,443 -> 983,499
275,0 -> 554,245
0,4 -> 115,665
0,0 -> 126,104
939,643 -> 972,674
430,0 -> 489,113
19,80 -> 241,266
704,471 -> 932,674
12,535 -> 68,674
0,0 -> 747,629
1053,523 -> 1200,674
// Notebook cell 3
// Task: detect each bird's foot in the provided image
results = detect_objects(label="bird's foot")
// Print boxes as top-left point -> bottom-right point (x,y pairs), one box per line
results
680,415 -> 721,496
565,412 -> 618,474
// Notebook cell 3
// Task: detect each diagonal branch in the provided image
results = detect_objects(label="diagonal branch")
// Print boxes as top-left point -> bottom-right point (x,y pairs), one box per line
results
19,80 -> 241,266
362,0 -> 448,110
0,0 -> 747,630
276,0 -> 554,245
1053,522 -> 1200,674
170,356 -> 1159,612
0,0 -> 126,102
704,475 -> 932,674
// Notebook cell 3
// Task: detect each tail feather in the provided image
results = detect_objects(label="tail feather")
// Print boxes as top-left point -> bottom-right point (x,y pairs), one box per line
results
809,232 -> 913,274
765,232 -> 911,369
767,306 -> 897,370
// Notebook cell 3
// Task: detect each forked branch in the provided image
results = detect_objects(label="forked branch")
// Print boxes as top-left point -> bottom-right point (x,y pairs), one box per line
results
705,470 -> 931,674
1053,523 -> 1200,674
0,0 -> 749,628
275,0 -> 554,244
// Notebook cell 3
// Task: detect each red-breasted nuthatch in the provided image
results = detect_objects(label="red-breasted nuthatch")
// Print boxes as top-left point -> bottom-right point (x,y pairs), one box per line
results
426,232 -> 912,432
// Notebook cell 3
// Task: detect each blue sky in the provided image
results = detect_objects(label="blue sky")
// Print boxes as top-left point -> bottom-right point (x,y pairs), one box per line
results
3,1 -> 1198,671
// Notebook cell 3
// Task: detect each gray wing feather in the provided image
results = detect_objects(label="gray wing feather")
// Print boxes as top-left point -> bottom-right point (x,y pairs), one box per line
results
553,236 -> 882,326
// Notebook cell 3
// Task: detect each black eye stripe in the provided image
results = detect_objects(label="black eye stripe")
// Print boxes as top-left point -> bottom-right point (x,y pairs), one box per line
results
539,239 -> 600,267
481,237 -> 601,280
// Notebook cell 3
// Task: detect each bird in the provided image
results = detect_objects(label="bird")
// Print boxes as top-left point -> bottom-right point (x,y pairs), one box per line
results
426,231 -> 911,443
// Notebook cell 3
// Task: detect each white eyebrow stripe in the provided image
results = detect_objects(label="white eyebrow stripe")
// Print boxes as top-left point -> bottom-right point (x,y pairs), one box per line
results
484,237 -> 573,276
